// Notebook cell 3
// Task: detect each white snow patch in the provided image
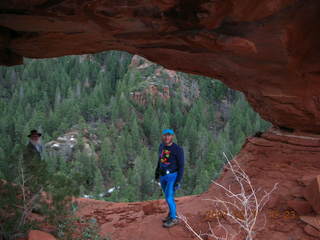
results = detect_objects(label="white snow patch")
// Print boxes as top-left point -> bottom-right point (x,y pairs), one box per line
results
83,194 -> 92,199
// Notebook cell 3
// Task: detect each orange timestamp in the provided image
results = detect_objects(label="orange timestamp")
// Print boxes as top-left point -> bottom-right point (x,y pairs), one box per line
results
204,209 -> 245,221
204,209 -> 298,222
267,209 -> 298,219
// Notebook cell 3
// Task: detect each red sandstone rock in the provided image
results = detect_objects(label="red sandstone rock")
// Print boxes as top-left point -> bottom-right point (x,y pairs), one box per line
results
300,175 -> 319,186
287,199 -> 313,215
303,176 -> 320,214
0,1 -> 320,131
142,201 -> 166,215
210,225 -> 240,240
304,225 -> 320,238
28,230 -> 56,240
300,216 -> 320,231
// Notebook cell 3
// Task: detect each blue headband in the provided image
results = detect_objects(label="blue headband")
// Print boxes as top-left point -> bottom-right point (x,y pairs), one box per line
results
162,129 -> 175,135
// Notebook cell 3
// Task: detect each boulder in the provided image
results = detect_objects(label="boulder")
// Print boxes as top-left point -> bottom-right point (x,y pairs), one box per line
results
300,216 -> 320,231
304,225 -> 320,238
28,230 -> 56,240
299,174 -> 319,186
303,175 -> 320,214
45,128 -> 100,161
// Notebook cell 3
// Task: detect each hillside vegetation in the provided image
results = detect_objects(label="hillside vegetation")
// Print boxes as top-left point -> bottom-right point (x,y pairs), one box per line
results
0,51 -> 270,202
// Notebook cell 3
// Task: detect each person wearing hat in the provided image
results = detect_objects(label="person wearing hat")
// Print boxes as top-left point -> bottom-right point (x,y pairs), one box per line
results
155,129 -> 185,228
22,130 -> 47,193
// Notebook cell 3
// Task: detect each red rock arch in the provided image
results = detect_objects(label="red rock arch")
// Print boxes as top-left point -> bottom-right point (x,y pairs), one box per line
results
1,0 -> 320,132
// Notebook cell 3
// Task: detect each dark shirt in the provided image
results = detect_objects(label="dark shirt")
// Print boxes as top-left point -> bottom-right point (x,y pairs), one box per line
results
22,142 -> 47,188
155,142 -> 185,183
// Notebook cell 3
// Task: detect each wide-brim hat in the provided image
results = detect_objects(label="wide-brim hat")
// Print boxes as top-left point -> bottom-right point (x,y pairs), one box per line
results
28,129 -> 42,137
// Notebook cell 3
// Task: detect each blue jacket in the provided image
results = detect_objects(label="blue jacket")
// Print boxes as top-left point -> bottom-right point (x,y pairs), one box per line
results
155,142 -> 185,183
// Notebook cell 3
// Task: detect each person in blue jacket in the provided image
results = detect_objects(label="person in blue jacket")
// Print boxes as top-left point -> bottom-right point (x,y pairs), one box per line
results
155,129 -> 185,228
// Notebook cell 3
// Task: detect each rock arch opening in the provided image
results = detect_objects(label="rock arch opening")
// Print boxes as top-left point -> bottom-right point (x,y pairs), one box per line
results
0,51 -> 271,202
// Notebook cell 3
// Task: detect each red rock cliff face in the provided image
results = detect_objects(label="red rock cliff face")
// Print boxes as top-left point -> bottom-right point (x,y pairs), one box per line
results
0,0 -> 320,132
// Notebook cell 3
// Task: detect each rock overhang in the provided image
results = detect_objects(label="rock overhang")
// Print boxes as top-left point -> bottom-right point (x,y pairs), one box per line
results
1,0 -> 320,132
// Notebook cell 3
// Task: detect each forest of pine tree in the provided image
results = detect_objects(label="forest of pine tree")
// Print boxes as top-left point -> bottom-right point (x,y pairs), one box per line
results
0,51 -> 271,203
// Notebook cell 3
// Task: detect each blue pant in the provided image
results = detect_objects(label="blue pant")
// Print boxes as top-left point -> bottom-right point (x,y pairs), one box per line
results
160,171 -> 177,219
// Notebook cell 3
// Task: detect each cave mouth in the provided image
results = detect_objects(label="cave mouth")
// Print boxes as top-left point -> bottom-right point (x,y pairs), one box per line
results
0,50 -> 271,203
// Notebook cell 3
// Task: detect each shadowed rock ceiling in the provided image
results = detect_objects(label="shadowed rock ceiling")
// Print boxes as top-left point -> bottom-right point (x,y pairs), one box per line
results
0,0 -> 320,132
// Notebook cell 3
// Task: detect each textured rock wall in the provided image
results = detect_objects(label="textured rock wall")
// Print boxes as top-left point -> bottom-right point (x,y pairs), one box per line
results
1,0 -> 320,132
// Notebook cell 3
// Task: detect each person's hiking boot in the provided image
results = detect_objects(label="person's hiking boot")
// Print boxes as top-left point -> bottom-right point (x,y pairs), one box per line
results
163,218 -> 179,228
162,213 -> 171,222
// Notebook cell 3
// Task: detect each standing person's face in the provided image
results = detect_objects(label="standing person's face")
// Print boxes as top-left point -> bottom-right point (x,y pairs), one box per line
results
30,135 -> 41,144
162,134 -> 173,145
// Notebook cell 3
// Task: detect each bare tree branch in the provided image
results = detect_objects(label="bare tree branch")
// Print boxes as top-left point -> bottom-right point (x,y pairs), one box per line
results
179,152 -> 278,240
